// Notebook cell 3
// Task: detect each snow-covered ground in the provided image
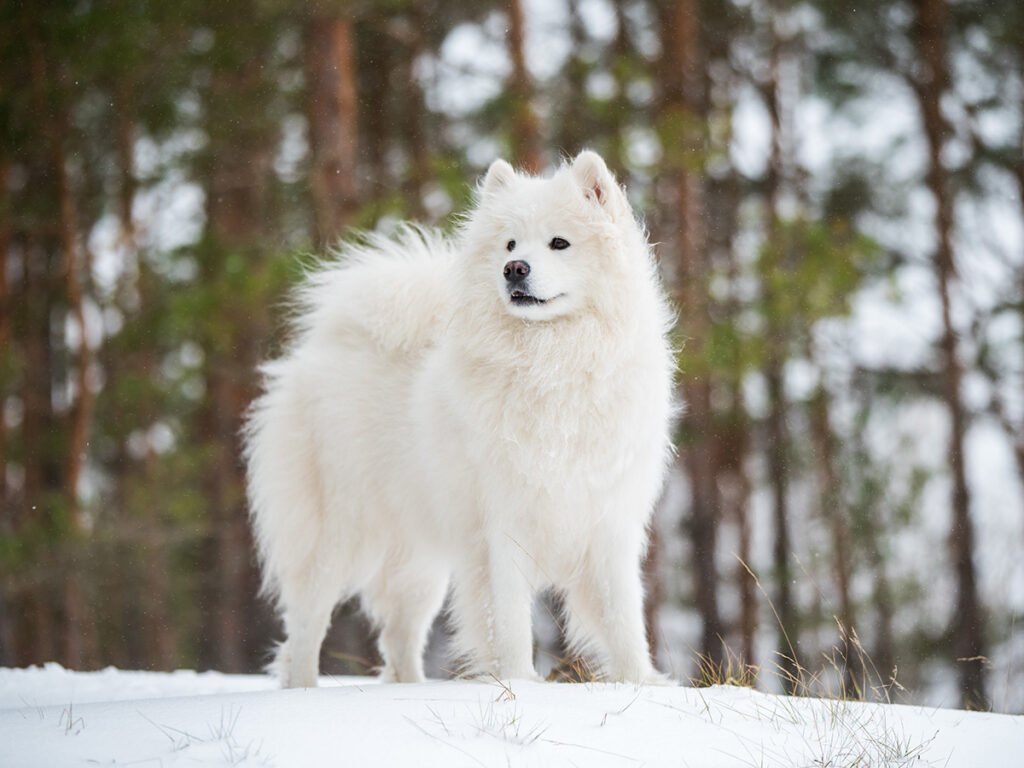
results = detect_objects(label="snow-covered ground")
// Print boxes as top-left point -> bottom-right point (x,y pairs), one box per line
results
1,665 -> 1020,767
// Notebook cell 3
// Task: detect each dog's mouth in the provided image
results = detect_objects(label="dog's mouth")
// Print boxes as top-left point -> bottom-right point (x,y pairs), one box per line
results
509,290 -> 563,306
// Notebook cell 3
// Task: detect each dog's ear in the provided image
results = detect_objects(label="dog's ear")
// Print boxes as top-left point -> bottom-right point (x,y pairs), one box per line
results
571,150 -> 628,219
482,158 -> 516,196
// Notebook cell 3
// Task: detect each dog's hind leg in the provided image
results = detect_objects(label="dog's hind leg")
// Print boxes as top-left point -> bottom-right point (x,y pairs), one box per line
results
275,577 -> 340,688
364,562 -> 448,683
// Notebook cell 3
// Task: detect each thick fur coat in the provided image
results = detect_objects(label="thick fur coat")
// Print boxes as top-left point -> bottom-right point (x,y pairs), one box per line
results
244,151 -> 676,687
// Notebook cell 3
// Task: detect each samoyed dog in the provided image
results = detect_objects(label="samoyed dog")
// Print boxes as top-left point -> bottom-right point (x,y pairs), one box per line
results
245,150 -> 676,688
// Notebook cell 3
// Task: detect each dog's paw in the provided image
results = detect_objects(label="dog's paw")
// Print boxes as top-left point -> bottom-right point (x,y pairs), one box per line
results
638,671 -> 677,687
489,674 -> 544,685
606,666 -> 677,687
513,672 -> 546,684
471,669 -> 544,685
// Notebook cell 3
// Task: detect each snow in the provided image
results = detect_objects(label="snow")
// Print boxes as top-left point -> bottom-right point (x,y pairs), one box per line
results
1,665 -> 1020,767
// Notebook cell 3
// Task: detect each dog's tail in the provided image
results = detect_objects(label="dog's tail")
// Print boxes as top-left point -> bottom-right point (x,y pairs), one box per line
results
290,224 -> 458,357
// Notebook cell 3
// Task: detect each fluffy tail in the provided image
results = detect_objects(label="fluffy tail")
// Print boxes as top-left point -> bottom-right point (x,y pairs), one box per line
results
291,225 -> 458,356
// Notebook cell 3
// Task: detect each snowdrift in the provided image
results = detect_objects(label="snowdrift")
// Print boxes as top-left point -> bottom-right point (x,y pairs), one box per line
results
1,665 -> 1019,767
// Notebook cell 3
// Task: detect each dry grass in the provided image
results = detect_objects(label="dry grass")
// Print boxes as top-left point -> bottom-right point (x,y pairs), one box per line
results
680,560 -> 940,767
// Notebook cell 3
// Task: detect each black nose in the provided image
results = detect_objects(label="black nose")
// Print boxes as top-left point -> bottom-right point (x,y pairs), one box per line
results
503,260 -> 530,284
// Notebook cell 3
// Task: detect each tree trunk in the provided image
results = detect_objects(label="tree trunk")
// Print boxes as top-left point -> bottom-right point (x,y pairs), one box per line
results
115,79 -> 138,250
362,23 -> 392,201
714,160 -> 755,670
1010,84 -> 1024,498
52,96 -> 99,671
1,172 -> 20,665
0,158 -> 9,516
659,0 -> 724,673
114,85 -> 179,670
27,24 -> 101,669
305,12 -> 360,247
810,378 -> 859,694
718,388 -> 756,667
399,8 -> 430,218
868,516 -> 896,696
198,371 -> 249,673
0,157 -> 11,667
983,81 -> 1024,504
558,0 -> 587,156
200,32 -> 275,671
910,0 -> 988,711
761,11 -> 801,692
53,132 -> 92,539
605,0 -> 635,175
733,456 -> 755,667
764,363 -> 799,688
29,26 -> 93,538
846,410 -> 897,696
642,523 -> 665,664
20,234 -> 58,666
506,0 -> 543,173
1019,90 -> 1024,480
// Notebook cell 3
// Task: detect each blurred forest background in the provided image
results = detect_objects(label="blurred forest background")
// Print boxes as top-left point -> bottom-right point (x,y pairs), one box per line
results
1,0 -> 1022,714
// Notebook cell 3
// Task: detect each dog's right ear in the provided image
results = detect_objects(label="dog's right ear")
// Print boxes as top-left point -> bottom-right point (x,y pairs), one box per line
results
482,158 -> 516,196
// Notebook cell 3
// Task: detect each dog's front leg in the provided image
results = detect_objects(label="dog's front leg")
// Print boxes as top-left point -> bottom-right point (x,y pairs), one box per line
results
487,534 -> 538,680
451,536 -> 538,681
567,532 -> 665,684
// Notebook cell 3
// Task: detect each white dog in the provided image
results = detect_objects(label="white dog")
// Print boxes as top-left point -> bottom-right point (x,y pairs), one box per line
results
244,151 -> 676,687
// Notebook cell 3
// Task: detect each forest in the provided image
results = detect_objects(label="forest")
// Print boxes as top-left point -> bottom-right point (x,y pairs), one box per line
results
0,0 -> 1021,715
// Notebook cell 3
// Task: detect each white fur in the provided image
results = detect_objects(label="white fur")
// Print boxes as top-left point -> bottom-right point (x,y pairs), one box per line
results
244,151 -> 677,688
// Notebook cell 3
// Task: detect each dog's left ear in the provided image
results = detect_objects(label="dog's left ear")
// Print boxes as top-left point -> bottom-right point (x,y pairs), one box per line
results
571,150 -> 628,220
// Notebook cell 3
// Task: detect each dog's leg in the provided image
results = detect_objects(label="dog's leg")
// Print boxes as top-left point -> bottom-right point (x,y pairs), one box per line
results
565,536 -> 662,684
365,564 -> 448,683
276,587 -> 337,689
487,546 -> 537,680
451,543 -> 537,681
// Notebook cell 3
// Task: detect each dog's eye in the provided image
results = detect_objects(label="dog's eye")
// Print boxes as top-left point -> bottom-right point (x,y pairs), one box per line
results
549,237 -> 570,250
506,240 -> 516,252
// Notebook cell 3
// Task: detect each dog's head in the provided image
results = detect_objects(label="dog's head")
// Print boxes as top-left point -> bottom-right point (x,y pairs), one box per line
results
463,150 -> 640,322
